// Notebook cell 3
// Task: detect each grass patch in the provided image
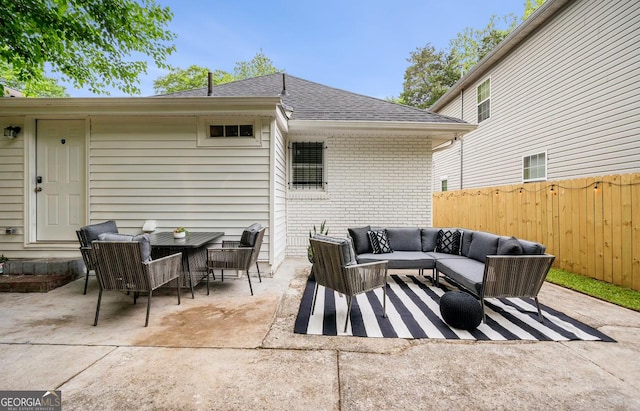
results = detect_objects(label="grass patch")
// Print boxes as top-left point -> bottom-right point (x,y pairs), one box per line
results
546,268 -> 640,312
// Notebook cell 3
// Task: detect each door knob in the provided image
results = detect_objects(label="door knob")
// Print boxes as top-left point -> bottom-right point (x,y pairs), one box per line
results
35,187 -> 42,192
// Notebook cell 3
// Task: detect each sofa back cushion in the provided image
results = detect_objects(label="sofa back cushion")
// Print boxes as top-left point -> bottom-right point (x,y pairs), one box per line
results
460,229 -> 474,257
421,228 -> 438,252
467,231 -> 500,263
348,226 -> 372,255
386,227 -> 421,251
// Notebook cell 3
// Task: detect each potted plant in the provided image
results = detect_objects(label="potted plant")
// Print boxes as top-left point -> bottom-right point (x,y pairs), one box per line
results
173,227 -> 188,239
0,254 -> 7,274
308,220 -> 328,264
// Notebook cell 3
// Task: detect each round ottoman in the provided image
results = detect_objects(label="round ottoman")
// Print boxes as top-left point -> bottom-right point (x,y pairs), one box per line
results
439,291 -> 483,330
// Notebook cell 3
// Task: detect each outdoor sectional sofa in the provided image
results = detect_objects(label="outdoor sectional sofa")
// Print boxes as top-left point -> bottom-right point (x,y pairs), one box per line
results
347,226 -> 555,321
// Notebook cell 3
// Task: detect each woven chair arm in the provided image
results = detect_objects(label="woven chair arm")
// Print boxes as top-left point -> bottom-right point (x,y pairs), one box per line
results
222,240 -> 241,248
343,260 -> 388,295
144,252 -> 182,289
483,254 -> 555,298
207,247 -> 253,270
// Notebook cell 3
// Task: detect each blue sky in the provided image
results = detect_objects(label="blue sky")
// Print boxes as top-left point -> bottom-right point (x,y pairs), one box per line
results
64,0 -> 526,99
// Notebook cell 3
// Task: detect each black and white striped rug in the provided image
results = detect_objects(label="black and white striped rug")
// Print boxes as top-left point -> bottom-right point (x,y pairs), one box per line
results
294,275 -> 615,341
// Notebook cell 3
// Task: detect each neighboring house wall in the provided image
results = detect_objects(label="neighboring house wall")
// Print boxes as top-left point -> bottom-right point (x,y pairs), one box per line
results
287,133 -> 433,257
433,0 -> 640,191
89,115 -> 273,264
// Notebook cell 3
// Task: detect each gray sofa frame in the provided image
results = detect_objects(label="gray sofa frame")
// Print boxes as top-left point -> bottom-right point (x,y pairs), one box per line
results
348,227 -> 555,322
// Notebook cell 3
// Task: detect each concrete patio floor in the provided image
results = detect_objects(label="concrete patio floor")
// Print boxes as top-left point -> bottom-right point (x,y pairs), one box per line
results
0,258 -> 639,410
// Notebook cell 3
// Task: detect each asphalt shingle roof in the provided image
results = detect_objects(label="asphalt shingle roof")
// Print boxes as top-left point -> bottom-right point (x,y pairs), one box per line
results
160,73 -> 466,124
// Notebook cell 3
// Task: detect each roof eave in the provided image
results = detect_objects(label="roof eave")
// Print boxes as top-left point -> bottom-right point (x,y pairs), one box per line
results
430,0 -> 571,112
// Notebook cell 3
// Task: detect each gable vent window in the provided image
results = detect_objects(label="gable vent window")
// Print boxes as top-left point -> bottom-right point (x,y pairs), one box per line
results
209,124 -> 254,138
289,142 -> 326,190
477,78 -> 491,123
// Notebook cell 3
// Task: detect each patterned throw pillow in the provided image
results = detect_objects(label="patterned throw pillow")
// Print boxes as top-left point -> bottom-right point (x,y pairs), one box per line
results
435,229 -> 462,255
368,230 -> 393,254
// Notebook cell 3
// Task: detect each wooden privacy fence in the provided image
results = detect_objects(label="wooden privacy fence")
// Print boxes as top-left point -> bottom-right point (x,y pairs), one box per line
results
433,173 -> 640,291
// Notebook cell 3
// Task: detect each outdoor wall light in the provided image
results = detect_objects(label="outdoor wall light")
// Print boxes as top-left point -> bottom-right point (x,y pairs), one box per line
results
4,126 -> 21,139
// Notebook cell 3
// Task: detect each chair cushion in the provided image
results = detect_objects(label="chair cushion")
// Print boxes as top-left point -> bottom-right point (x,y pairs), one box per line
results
313,234 -> 357,266
368,230 -> 393,254
460,229 -> 475,257
348,226 -> 372,255
421,228 -> 438,252
435,229 -> 462,255
240,223 -> 262,247
386,227 -> 421,251
497,236 -> 524,255
97,232 -> 151,262
436,258 -> 485,296
82,220 -> 118,243
519,239 -> 546,255
467,231 -> 500,263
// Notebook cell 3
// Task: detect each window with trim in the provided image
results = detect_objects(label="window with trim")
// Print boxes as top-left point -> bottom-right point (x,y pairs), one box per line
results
523,152 -> 547,182
441,179 -> 448,192
209,124 -> 254,138
477,78 -> 491,123
289,142 -> 326,190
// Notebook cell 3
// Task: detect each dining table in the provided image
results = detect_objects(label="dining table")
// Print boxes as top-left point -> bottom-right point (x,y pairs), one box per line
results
149,231 -> 224,298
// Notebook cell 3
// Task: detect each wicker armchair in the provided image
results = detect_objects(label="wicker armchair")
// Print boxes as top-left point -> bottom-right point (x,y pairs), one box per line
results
482,255 -> 556,323
91,241 -> 182,327
76,220 -> 118,294
310,238 -> 389,332
206,225 -> 266,296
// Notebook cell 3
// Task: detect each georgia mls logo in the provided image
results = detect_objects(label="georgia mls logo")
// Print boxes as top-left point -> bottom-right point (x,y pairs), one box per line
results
0,390 -> 61,411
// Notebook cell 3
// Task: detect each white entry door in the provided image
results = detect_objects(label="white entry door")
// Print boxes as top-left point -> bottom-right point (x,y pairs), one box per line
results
36,119 -> 86,241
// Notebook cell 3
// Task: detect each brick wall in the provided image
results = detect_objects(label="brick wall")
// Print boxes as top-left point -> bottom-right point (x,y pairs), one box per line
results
287,133 -> 433,256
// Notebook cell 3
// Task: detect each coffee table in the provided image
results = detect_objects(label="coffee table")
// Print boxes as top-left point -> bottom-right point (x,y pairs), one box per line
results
149,231 -> 224,298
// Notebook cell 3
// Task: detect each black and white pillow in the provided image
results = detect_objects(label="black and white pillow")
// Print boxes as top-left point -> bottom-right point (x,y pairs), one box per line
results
368,230 -> 393,254
435,229 -> 462,255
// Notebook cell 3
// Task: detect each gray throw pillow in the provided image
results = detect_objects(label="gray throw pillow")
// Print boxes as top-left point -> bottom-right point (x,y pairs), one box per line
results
498,236 -> 524,255
97,232 -> 151,262
386,227 -> 421,251
348,226 -> 372,255
240,223 -> 263,247
421,228 -> 438,252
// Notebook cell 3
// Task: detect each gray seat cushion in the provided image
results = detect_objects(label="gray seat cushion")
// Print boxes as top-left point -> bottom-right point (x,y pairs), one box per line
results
313,234 -> 357,266
97,232 -> 151,262
357,251 -> 435,269
436,258 -> 485,296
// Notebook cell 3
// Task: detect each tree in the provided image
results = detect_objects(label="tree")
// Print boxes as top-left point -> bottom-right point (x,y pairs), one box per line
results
153,65 -> 234,95
153,51 -> 283,94
0,61 -> 68,97
0,0 -> 176,96
233,50 -> 283,80
523,0 -> 546,20
400,44 -> 461,109
449,14 -> 518,74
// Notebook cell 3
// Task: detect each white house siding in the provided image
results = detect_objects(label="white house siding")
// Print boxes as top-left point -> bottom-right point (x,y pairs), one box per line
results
433,0 -> 640,190
89,115 -> 272,263
0,117 -> 25,256
287,133 -> 433,257
271,125 -> 287,269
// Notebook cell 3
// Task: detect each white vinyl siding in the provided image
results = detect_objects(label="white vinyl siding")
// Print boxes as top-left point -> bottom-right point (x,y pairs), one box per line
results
433,0 -> 640,189
89,116 -> 272,262
0,117 -> 25,256
272,126 -> 287,269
